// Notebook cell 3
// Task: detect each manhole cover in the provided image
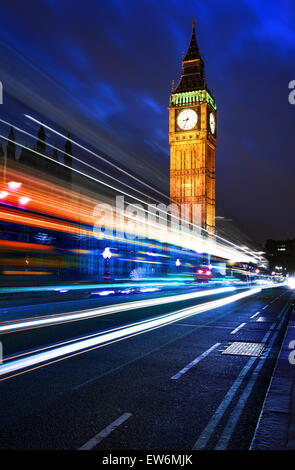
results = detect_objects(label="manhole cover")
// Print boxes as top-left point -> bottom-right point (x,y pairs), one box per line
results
222,342 -> 265,357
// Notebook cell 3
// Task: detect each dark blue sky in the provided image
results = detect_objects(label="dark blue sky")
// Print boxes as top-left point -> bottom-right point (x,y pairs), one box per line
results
0,0 -> 295,242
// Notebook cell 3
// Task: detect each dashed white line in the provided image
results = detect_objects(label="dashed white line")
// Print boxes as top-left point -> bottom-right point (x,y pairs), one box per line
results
250,312 -> 260,319
171,343 -> 221,380
230,323 -> 246,335
79,412 -> 132,450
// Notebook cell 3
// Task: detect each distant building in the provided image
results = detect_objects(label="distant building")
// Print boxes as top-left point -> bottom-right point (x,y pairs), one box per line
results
0,124 -> 73,183
265,239 -> 295,275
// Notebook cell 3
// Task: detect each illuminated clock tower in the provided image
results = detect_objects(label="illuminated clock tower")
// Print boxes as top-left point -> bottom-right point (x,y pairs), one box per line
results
169,18 -> 216,232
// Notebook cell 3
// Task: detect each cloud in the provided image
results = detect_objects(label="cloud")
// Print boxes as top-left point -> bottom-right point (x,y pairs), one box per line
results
142,96 -> 163,114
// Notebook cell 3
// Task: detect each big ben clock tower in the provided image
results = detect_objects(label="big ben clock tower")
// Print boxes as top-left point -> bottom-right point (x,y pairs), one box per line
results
169,18 -> 216,233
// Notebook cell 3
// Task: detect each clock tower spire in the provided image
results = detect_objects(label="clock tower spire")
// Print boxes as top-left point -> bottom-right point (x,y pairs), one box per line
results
169,17 -> 216,233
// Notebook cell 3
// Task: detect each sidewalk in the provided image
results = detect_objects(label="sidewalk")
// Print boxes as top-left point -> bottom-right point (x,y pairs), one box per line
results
251,306 -> 295,449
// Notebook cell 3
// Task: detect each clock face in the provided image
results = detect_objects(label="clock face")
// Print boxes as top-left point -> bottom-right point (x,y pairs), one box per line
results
209,112 -> 215,134
177,109 -> 198,130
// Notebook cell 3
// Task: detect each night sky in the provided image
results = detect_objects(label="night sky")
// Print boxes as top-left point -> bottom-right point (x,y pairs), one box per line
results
0,0 -> 294,243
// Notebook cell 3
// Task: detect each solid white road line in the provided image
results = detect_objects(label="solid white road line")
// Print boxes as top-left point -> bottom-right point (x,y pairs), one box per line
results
79,412 -> 132,450
230,323 -> 246,335
250,311 -> 260,319
171,343 -> 221,380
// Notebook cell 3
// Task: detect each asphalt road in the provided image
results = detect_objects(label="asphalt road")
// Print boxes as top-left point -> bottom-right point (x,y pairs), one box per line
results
0,285 -> 293,450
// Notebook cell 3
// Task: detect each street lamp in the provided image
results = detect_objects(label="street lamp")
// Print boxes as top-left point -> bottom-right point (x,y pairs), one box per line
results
19,196 -> 31,205
7,181 -> 22,190
102,247 -> 112,282
175,258 -> 181,273
0,191 -> 9,200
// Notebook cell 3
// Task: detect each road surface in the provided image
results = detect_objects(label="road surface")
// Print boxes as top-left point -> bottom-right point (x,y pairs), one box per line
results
0,284 -> 292,450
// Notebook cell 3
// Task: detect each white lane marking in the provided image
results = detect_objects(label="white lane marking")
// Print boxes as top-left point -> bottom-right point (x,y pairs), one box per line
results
230,323 -> 246,335
79,413 -> 132,450
0,288 -> 262,379
216,297 -> 292,449
0,286 -> 236,333
250,311 -> 260,319
262,304 -> 268,310
194,294 -> 293,450
193,356 -> 257,449
171,343 -> 221,380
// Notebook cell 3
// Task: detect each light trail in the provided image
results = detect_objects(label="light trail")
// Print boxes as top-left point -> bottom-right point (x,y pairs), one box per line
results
0,287 -> 261,379
0,181 -> 257,264
24,114 -> 170,201
0,280 -> 185,295
0,130 -> 263,264
0,119 -> 267,267
0,118 -> 166,206
0,286 -> 236,333
2,116 -> 263,263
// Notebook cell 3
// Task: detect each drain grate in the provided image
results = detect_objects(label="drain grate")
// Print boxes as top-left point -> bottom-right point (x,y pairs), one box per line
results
222,342 -> 265,357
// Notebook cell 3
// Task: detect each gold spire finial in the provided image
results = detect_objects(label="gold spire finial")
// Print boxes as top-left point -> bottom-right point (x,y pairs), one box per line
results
172,80 -> 175,92
192,14 -> 196,29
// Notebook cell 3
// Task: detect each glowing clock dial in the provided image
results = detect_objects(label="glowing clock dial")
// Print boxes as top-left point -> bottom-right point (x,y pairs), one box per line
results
209,112 -> 216,134
177,109 -> 198,130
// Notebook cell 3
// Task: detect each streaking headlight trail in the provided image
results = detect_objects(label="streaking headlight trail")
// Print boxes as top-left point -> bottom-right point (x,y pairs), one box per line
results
0,288 -> 261,380
0,286 -> 236,333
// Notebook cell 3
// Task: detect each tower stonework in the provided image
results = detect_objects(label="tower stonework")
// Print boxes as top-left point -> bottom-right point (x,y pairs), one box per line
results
169,19 -> 216,233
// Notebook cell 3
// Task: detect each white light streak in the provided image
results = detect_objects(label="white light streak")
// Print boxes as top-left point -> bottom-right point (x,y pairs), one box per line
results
0,118 -> 265,264
0,288 -> 261,378
0,286 -> 236,333
22,116 -> 265,262
24,114 -> 169,200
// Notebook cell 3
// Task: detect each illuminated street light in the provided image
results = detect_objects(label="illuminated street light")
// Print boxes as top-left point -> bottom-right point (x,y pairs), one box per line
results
0,191 -> 9,199
175,258 -> 181,273
102,247 -> 112,282
19,196 -> 30,205
7,181 -> 22,190
255,268 -> 260,274
288,277 -> 295,289
102,247 -> 112,260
